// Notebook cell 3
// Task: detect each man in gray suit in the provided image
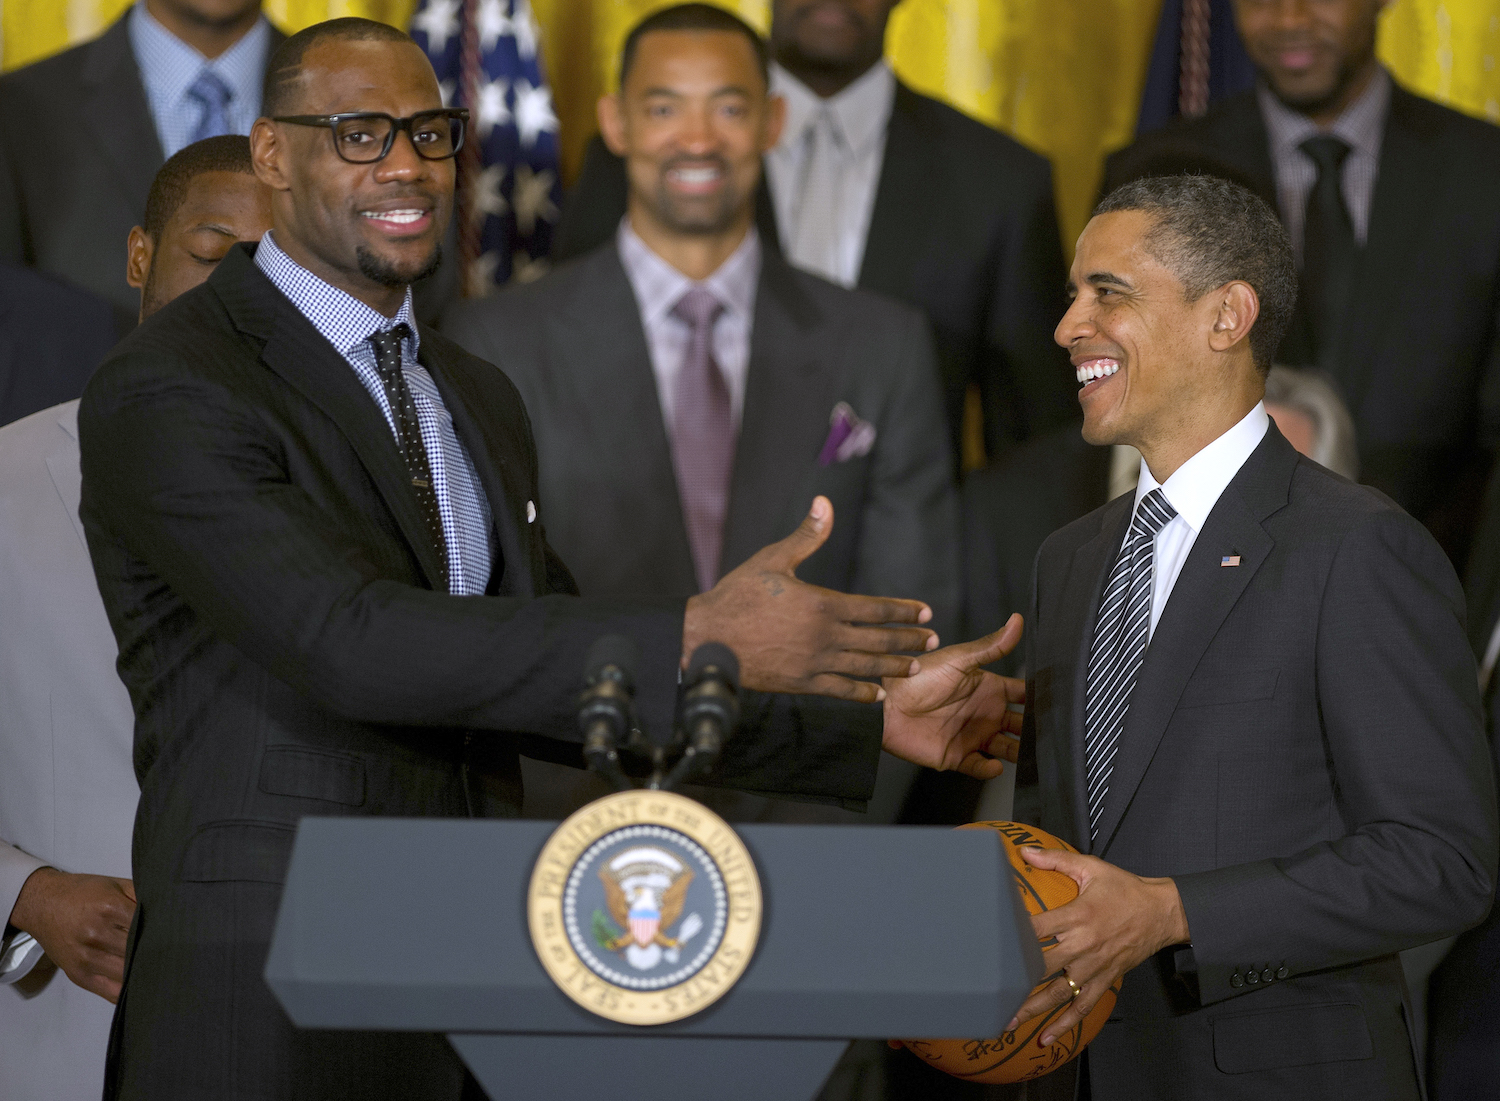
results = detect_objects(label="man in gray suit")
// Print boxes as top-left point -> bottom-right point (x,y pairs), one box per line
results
443,4 -> 961,823
0,135 -> 271,1101
990,174 -> 1497,1099
0,0 -> 282,329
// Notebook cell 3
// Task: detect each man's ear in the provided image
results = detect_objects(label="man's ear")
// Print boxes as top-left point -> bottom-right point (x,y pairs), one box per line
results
125,226 -> 152,291
1208,280 -> 1260,355
251,118 -> 291,190
598,93 -> 628,157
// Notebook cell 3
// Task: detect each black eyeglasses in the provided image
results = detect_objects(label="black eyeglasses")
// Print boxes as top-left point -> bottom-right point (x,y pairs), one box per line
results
272,109 -> 470,164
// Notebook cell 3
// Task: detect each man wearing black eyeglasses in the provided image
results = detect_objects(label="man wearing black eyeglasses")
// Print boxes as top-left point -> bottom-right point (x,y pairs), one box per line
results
76,18 -> 1023,1101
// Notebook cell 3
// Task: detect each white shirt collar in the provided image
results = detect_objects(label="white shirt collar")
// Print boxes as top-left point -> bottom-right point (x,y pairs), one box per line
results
770,59 -> 896,156
1135,403 -> 1271,533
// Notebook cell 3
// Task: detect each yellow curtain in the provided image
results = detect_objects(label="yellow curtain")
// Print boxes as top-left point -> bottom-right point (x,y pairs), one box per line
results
3,0 -> 1497,250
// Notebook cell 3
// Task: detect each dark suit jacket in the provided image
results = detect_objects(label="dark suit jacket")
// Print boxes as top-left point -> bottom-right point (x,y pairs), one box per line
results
0,261 -> 117,426
1103,86 -> 1500,564
442,241 -> 957,820
0,13 -> 285,330
1427,465 -> 1500,1099
77,243 -> 881,1100
1023,425 -> 1497,1101
551,81 -> 1076,466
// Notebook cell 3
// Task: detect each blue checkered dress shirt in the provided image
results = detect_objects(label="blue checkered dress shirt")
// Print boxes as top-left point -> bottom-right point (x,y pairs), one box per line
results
255,232 -> 495,595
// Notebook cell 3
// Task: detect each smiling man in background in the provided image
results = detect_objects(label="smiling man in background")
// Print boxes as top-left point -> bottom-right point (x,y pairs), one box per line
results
553,0 -> 1074,470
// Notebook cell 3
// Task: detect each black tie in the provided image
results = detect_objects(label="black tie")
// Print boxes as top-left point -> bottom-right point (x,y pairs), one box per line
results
369,324 -> 449,591
1299,135 -> 1357,375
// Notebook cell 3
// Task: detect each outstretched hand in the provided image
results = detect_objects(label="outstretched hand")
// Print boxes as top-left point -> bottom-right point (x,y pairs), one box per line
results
1006,846 -> 1188,1045
880,613 -> 1026,779
683,497 -> 938,704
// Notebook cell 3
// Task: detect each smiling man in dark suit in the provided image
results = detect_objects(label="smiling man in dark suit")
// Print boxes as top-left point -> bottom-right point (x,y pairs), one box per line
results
1103,0 -> 1500,566
443,4 -> 960,826
550,0 -> 1073,468
77,19 -> 1019,1100
996,174 -> 1497,1100
0,0 -> 284,329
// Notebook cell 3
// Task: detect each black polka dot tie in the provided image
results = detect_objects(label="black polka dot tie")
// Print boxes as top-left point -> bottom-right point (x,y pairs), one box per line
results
369,324 -> 449,591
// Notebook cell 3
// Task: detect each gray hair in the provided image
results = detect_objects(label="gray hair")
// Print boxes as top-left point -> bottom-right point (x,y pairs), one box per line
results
1264,366 -> 1359,480
1095,174 -> 1298,374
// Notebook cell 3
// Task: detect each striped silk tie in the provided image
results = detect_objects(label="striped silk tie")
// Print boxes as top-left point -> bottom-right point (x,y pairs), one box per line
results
1083,488 -> 1177,839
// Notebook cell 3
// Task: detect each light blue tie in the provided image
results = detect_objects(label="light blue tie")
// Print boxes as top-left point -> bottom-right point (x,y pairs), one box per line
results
186,70 -> 233,143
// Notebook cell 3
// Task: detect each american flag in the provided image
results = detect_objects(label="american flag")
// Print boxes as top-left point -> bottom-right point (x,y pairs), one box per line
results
409,0 -> 562,296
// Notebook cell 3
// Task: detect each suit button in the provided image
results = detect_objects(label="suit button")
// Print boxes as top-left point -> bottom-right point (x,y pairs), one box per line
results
1230,972 -> 1244,988
1262,968 -> 1275,983
1276,966 -> 1289,979
1246,970 -> 1260,984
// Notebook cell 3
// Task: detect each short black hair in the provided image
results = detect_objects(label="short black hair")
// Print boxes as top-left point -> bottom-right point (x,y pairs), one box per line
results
262,17 -> 414,118
619,3 -> 769,91
1095,174 -> 1297,374
143,134 -> 256,241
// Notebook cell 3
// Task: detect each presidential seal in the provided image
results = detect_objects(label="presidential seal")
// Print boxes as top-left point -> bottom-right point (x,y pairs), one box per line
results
527,789 -> 762,1025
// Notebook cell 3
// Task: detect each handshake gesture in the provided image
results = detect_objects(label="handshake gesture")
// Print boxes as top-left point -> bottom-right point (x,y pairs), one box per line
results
682,496 -> 1025,779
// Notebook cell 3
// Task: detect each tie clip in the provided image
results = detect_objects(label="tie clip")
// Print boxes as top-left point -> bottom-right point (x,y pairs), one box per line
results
1221,555 -> 1241,567
411,477 -> 430,489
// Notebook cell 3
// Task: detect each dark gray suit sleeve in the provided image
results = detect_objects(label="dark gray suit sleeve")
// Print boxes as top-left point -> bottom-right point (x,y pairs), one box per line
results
1175,509 -> 1499,1005
851,312 -> 960,636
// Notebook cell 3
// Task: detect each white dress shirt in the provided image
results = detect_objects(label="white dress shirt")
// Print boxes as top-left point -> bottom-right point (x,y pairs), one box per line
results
127,0 -> 272,158
616,219 -> 761,430
766,60 -> 895,288
1133,403 -> 1271,638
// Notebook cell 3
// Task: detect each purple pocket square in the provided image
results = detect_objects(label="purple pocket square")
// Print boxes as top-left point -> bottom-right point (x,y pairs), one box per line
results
818,402 -> 877,466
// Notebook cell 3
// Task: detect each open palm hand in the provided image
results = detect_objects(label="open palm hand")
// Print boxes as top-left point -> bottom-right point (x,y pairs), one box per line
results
881,614 -> 1027,779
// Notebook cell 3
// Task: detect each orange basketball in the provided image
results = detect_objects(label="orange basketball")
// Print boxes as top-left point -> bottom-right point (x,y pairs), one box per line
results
899,821 -> 1121,1084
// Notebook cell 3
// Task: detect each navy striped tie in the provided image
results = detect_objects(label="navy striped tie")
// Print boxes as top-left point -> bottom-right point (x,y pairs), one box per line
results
1084,488 -> 1177,839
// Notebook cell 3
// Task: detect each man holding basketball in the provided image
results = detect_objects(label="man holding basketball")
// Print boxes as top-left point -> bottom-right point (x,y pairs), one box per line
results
997,174 -> 1496,1099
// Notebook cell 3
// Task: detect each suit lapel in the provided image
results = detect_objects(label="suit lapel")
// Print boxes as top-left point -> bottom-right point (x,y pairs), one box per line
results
856,84 -> 936,297
1338,87 -> 1443,409
212,245 -> 448,590
1057,499 -> 1133,851
720,253 -> 829,572
549,246 -> 698,590
80,15 -> 164,221
1091,428 -> 1296,856
421,343 -> 531,596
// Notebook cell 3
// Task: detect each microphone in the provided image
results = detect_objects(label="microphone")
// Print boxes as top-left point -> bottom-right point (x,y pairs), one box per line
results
578,634 -> 639,791
662,642 -> 741,789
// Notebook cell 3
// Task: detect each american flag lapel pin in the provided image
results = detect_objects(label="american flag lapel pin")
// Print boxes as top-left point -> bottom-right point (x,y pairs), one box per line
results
1221,554 -> 1241,567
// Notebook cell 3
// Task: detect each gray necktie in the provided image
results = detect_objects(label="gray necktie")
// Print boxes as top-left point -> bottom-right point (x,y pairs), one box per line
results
1083,489 -> 1177,838
789,108 -> 844,284
670,287 -> 733,593
187,70 -> 233,144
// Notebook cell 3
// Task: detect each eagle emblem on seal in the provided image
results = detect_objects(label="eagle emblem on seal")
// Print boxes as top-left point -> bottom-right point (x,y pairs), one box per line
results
593,846 -> 704,971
